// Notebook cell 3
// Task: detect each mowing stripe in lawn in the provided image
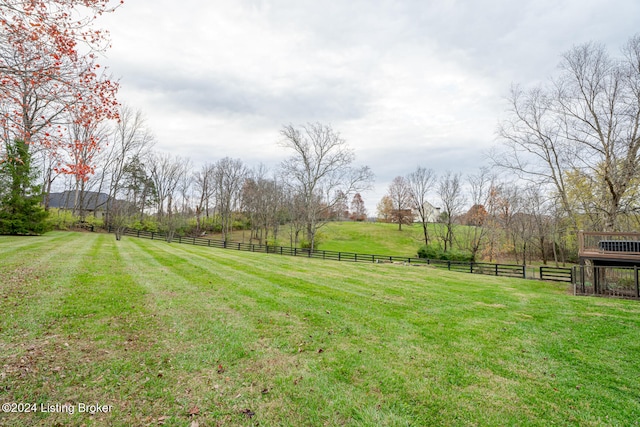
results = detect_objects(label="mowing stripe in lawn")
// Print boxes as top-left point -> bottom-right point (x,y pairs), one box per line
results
1,232 -> 640,426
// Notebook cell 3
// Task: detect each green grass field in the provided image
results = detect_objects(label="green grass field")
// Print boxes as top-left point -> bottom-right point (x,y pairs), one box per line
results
1,232 -> 639,426
218,221 -> 429,256
317,222 -> 427,255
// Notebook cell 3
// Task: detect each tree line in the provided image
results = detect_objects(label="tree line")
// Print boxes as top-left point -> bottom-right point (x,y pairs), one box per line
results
31,116 -> 374,251
378,168 -> 575,265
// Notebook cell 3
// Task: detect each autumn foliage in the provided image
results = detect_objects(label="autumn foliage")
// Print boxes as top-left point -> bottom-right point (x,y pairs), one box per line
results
0,0 -> 121,180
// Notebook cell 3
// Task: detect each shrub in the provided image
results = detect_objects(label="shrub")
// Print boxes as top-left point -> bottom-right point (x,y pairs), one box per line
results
129,218 -> 160,232
417,244 -> 473,262
46,208 -> 75,230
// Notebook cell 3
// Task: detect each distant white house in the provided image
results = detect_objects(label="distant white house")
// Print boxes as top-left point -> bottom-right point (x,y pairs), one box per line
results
413,201 -> 441,223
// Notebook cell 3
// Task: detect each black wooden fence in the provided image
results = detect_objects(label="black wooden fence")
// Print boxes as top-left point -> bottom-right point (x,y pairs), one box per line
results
113,228 -> 528,279
539,266 -> 574,283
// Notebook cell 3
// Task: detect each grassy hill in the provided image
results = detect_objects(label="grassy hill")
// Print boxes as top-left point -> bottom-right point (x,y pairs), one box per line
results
222,221 -> 434,256
317,221 -> 428,255
1,232 -> 638,426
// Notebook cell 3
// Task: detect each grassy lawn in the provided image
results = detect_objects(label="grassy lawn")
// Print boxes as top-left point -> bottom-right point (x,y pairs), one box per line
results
213,221 -> 430,257
317,222 -> 426,256
1,232 -> 639,426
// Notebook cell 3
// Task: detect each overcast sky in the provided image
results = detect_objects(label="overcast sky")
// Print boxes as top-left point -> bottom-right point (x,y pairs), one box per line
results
99,0 -> 639,211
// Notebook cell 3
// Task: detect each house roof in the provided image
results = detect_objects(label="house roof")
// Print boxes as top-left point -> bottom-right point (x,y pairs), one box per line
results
47,191 -> 110,211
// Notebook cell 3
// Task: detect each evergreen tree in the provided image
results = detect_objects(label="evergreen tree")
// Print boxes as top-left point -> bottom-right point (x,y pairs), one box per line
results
0,140 -> 49,235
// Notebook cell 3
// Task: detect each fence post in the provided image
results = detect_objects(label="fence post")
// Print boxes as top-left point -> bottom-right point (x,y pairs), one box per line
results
495,264 -> 498,276
151,232 -> 154,240
635,266 -> 639,298
447,261 -> 451,271
470,262 -> 473,274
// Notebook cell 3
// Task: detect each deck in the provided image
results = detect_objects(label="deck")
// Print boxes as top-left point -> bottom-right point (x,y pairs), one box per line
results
579,231 -> 640,264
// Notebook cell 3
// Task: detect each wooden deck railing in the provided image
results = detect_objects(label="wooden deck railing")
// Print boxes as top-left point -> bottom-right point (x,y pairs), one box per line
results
579,231 -> 640,260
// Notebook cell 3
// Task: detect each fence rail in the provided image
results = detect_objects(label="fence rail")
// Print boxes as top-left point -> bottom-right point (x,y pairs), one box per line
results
574,265 -> 640,299
106,227 -> 640,300
540,266 -> 573,283
115,228 -> 527,279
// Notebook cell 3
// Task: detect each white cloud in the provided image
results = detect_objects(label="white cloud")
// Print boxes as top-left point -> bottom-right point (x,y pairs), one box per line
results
98,0 -> 640,211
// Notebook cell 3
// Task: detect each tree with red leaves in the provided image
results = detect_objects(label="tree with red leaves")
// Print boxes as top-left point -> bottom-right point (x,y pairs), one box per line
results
350,193 -> 366,221
0,0 -> 121,233
0,0 -> 121,177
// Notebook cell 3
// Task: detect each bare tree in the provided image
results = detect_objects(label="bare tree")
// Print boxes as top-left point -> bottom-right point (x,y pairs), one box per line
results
284,190 -> 307,248
437,171 -> 465,251
243,165 -> 285,245
193,162 -> 216,234
522,184 -> 553,265
177,158 -> 194,218
497,35 -> 640,231
491,182 -> 524,263
407,166 -> 436,244
386,176 -> 413,231
100,105 -> 154,226
333,190 -> 350,220
148,152 -> 188,242
279,122 -> 373,250
213,157 -> 247,242
464,167 -> 493,261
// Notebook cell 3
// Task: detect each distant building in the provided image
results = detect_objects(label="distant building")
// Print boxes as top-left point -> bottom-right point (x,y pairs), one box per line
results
46,191 -> 111,218
413,201 -> 441,223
